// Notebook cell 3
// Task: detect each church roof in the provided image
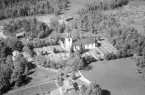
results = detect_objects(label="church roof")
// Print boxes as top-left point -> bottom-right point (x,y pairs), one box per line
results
73,38 -> 95,47
81,32 -> 98,38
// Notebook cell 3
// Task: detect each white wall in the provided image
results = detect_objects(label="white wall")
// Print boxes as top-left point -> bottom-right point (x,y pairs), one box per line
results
84,43 -> 95,49
73,43 -> 96,51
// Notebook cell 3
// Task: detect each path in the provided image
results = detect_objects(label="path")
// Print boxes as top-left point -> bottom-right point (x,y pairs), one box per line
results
8,81 -> 53,94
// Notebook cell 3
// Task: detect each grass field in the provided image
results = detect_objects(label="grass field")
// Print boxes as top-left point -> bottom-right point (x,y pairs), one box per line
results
6,67 -> 56,95
7,81 -> 57,95
81,58 -> 145,95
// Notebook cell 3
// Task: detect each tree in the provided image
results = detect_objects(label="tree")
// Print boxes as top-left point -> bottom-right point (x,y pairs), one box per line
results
79,43 -> 84,54
0,60 -> 12,94
23,46 -> 33,56
14,40 -> 23,52
50,18 -> 59,32
6,55 -> 14,69
11,55 -> 28,87
35,55 -> 46,66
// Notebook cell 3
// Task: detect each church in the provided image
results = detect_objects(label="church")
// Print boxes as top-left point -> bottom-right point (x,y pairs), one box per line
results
59,32 -> 99,52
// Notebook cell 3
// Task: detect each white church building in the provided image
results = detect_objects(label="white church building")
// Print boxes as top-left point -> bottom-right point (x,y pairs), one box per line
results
59,32 -> 97,52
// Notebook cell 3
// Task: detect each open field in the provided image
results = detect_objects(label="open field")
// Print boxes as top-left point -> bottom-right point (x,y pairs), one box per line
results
6,67 -> 56,95
7,81 -> 57,95
81,58 -> 145,95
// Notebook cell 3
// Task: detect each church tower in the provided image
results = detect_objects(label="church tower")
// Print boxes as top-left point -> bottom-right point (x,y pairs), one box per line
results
65,32 -> 72,52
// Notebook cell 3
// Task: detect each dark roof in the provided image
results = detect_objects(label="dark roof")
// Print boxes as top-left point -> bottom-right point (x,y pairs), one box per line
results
81,32 -> 98,38
73,38 -> 95,47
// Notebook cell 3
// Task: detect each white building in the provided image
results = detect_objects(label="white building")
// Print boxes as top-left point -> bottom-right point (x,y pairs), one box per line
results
73,38 -> 96,51
59,32 -> 98,52
12,50 -> 20,61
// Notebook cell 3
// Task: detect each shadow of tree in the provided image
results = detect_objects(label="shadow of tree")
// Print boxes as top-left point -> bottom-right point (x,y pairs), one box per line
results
83,65 -> 93,71
22,76 -> 32,86
27,62 -> 37,70
28,70 -> 35,75
101,89 -> 111,95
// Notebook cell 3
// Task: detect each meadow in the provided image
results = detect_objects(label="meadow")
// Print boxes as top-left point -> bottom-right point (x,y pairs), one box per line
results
6,67 -> 56,95
81,58 -> 145,95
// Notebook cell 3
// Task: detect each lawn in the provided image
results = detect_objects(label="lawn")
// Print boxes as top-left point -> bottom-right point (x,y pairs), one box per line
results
81,58 -> 145,95
6,67 -> 56,95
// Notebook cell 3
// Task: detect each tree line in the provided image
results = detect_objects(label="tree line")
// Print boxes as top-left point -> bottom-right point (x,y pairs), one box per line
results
0,0 -> 70,20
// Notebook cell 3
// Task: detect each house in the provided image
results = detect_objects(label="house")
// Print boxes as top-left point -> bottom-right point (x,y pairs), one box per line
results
12,50 -> 20,61
16,28 -> 26,38
16,31 -> 25,38
23,51 -> 33,62
62,78 -> 74,93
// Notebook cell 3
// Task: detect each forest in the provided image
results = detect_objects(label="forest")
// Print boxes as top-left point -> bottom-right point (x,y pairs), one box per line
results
0,37 -> 33,94
3,17 -> 67,48
4,18 -> 51,39
0,0 -> 70,20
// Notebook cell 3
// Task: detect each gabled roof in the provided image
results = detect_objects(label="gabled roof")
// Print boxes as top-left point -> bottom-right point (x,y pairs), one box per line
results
16,31 -> 25,37
73,38 -> 95,47
81,32 -> 98,38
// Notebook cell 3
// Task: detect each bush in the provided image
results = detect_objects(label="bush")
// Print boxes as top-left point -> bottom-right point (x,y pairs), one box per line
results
104,53 -> 117,60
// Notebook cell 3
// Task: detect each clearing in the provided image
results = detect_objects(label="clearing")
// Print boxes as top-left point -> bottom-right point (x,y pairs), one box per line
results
81,58 -> 145,95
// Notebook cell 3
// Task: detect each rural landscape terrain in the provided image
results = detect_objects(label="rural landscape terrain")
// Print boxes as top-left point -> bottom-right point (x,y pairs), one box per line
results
0,0 -> 145,95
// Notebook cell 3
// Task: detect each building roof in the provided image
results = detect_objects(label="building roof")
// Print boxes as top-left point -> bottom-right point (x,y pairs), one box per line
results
73,38 -> 95,47
16,32 -> 25,37
12,50 -> 19,56
63,78 -> 74,90
80,32 -> 98,38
